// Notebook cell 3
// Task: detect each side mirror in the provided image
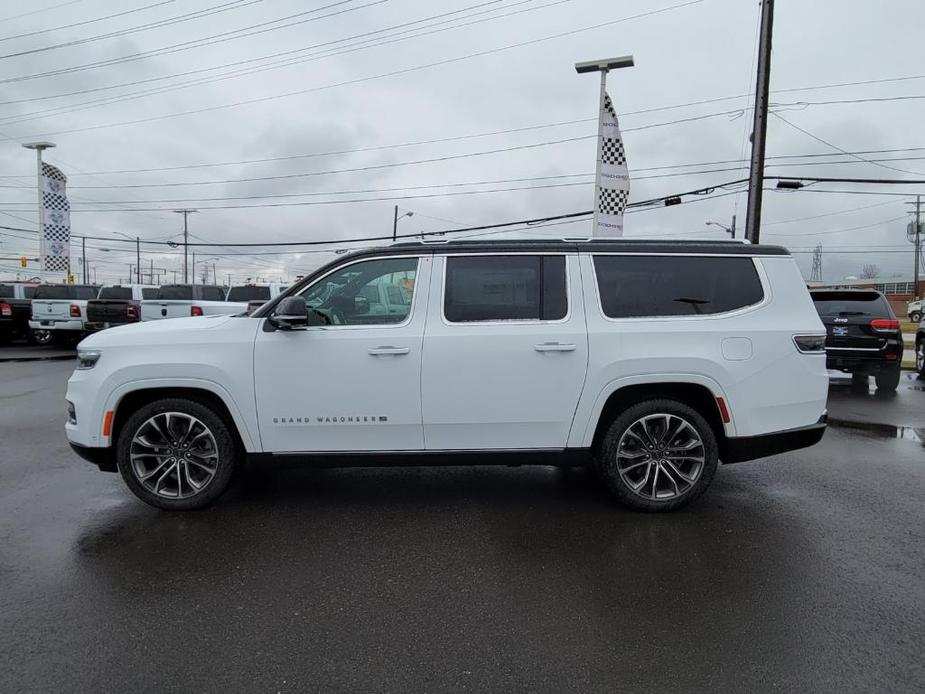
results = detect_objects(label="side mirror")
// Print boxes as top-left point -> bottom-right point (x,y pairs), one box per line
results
270,296 -> 308,330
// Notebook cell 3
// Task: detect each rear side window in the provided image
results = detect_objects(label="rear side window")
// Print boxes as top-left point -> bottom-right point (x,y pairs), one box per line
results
0,284 -> 13,298
811,291 -> 892,317
141,288 -> 158,299
227,286 -> 270,302
99,287 -> 132,300
594,255 -> 764,318
444,255 -> 567,322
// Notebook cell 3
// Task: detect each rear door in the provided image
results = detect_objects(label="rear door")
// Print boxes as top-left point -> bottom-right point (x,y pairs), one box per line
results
421,253 -> 588,450
812,291 -> 894,351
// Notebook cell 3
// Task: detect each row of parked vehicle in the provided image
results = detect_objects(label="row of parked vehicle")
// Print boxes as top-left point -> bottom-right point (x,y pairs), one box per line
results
0,281 -> 288,345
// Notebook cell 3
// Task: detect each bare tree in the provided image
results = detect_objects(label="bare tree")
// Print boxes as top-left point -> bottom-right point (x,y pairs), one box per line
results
860,264 -> 880,279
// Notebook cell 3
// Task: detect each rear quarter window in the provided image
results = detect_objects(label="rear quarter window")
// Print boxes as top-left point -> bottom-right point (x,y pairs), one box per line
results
593,255 -> 764,318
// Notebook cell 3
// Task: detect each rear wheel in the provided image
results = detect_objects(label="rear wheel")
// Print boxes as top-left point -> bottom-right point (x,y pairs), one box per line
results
596,399 -> 718,512
917,339 -> 925,380
116,398 -> 240,510
910,311 -> 922,323
28,329 -> 53,345
875,367 -> 901,394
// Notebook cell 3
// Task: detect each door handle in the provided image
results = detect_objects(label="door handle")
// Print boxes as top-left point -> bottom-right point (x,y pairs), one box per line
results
368,346 -> 411,356
534,342 -> 577,352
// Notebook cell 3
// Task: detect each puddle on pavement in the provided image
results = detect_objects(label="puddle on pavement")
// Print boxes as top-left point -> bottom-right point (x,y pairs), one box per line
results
828,418 -> 924,442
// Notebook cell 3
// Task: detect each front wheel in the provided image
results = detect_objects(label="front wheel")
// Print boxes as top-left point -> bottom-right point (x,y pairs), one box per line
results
596,399 -> 718,512
910,311 -> 922,323
116,398 -> 240,510
917,339 -> 925,380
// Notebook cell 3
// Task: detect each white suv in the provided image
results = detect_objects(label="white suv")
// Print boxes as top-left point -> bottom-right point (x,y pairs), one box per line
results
66,239 -> 828,512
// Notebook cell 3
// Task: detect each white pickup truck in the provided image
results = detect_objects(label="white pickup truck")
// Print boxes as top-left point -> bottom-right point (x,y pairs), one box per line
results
140,284 -> 244,321
29,284 -> 100,343
67,239 -> 829,513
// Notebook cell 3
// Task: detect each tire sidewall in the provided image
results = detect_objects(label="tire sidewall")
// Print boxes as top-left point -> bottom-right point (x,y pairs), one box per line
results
598,398 -> 719,512
116,397 -> 239,510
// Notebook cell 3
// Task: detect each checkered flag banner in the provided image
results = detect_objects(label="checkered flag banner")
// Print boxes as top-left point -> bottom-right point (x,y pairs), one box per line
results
41,162 -> 70,272
595,92 -> 630,237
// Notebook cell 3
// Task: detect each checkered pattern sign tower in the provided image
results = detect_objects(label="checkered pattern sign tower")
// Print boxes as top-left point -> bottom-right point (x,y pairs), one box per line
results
41,162 -> 70,273
595,93 -> 630,237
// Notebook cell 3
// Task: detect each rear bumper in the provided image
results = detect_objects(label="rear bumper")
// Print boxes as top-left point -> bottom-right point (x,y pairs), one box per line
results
723,416 -> 827,464
68,442 -> 117,472
29,319 -> 83,331
825,353 -> 900,372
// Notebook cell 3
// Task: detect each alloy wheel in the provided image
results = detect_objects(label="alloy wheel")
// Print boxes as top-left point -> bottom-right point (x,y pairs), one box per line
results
129,412 -> 219,499
616,413 -> 705,501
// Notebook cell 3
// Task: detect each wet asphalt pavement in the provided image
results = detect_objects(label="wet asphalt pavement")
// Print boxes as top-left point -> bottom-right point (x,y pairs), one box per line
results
1,360 -> 924,693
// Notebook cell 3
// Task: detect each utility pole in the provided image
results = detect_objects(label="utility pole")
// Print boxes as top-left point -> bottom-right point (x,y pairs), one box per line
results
81,236 -> 87,283
212,263 -> 217,286
744,0 -> 775,244
136,236 -> 141,284
810,244 -> 823,282
908,195 -> 923,299
192,250 -> 196,285
172,270 -> 177,283
173,209 -> 197,282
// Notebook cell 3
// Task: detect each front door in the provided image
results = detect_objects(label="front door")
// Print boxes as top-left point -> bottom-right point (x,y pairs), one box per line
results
421,254 -> 588,450
254,255 -> 429,453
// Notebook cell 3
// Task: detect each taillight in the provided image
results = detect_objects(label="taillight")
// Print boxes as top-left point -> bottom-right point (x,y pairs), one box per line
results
870,319 -> 900,333
0,302 -> 11,317
69,304 -> 81,318
126,304 -> 139,321
793,335 -> 826,353
190,306 -> 203,316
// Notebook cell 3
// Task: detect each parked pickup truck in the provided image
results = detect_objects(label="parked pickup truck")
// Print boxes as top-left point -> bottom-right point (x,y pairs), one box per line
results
67,239 -> 828,513
85,285 -> 158,332
226,283 -> 288,314
0,281 -> 43,344
29,284 -> 100,344
140,285 -> 245,321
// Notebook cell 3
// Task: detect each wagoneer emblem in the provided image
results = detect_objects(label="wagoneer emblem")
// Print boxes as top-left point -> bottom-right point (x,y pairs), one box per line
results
273,415 -> 388,425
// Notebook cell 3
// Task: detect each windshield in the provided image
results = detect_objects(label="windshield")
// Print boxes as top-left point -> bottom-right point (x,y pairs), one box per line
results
98,287 -> 132,300
811,291 -> 892,317
227,286 -> 270,302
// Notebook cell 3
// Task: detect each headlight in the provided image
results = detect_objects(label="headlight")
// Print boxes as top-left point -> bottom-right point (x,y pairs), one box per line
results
76,349 -> 102,370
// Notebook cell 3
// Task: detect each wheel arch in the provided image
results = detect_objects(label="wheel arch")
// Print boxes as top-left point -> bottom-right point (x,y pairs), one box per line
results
586,380 -> 730,461
106,382 -> 257,453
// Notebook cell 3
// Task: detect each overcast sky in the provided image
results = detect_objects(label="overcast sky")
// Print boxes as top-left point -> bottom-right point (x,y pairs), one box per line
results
0,0 -> 923,285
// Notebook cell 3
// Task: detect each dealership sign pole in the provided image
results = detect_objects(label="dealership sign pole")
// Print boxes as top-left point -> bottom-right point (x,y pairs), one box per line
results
576,56 -> 633,237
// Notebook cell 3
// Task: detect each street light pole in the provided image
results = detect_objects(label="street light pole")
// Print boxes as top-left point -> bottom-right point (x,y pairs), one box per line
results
744,0 -> 776,244
21,141 -> 56,275
575,56 -> 634,235
392,206 -> 413,241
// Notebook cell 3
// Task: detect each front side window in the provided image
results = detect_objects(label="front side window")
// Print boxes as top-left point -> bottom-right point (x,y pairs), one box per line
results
296,257 -> 419,326
594,255 -> 764,318
444,255 -> 567,323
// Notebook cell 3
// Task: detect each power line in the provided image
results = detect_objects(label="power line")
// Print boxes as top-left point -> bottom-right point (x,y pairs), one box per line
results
0,0 -> 179,43
0,0 -> 87,23
0,0 -> 705,140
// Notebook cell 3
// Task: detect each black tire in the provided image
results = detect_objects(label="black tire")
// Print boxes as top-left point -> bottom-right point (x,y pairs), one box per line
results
596,398 -> 719,512
910,311 -> 922,323
28,329 -> 53,345
116,397 -> 240,511
875,367 -> 901,394
850,373 -> 869,393
917,339 -> 925,380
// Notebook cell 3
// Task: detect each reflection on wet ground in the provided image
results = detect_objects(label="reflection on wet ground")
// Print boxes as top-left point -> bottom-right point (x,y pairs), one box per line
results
828,417 -> 924,443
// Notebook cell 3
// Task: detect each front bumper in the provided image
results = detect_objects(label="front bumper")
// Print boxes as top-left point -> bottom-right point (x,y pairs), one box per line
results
723,415 -> 827,464
69,442 -> 117,472
29,319 -> 83,331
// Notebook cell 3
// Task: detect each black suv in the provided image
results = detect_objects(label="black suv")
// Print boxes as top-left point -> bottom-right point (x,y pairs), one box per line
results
810,289 -> 903,393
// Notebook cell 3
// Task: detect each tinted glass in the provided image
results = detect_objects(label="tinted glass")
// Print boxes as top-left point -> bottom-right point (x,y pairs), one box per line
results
141,288 -> 158,299
0,284 -> 13,298
156,285 -> 193,300
811,291 -> 892,317
99,286 -> 132,300
74,286 -> 100,300
23,286 -> 36,299
200,286 -> 226,301
227,286 -> 270,302
34,286 -> 69,300
298,257 -> 418,326
594,255 -> 764,318
444,255 -> 567,322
